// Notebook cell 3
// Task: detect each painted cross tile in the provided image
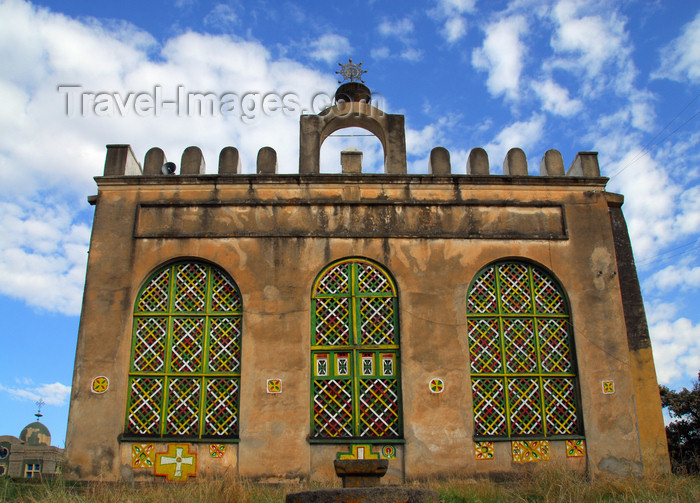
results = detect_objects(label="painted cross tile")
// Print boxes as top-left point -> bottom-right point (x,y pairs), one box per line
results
155,444 -> 197,481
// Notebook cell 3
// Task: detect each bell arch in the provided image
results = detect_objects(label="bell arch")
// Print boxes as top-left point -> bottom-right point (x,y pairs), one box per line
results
300,88 -> 407,174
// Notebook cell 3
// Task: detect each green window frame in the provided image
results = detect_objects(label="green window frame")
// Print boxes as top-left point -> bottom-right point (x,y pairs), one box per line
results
310,258 -> 403,441
124,261 -> 242,441
467,261 -> 583,440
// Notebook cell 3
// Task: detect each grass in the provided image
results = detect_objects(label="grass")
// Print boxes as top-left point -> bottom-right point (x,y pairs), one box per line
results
1,469 -> 699,503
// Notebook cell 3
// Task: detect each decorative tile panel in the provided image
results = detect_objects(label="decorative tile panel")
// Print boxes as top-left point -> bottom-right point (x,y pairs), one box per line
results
566,439 -> 586,457
209,444 -> 226,458
131,443 -> 155,468
512,440 -> 550,463
337,444 -> 380,460
475,441 -> 495,460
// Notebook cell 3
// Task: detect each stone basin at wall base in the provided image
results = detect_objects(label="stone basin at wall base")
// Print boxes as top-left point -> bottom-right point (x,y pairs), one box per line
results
285,487 -> 440,503
334,459 -> 388,488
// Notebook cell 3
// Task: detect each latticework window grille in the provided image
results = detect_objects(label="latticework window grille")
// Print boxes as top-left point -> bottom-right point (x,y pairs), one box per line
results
311,258 -> 402,440
126,261 -> 242,440
467,261 -> 583,440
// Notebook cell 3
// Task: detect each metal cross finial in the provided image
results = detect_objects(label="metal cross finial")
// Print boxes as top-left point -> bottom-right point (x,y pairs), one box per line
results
336,58 -> 367,83
35,399 -> 45,420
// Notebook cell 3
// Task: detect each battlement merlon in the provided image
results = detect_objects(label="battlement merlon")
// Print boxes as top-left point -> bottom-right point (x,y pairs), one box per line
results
102,143 -> 601,179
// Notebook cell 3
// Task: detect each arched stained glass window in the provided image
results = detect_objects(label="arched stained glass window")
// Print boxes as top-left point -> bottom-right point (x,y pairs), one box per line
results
125,261 -> 242,440
310,258 -> 402,440
467,261 -> 583,440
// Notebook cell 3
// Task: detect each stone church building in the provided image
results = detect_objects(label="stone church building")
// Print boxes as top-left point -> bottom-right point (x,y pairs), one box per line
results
1,421 -> 63,478
64,77 -> 670,482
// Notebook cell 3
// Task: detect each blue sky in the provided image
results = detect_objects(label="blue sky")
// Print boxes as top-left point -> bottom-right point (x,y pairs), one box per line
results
1,0 -> 700,446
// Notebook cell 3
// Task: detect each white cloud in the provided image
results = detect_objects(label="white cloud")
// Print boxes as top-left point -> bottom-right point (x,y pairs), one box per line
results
551,0 -> 625,71
431,0 -> 476,43
0,380 -> 72,406
443,16 -> 467,43
400,48 -> 423,62
644,300 -> 680,326
406,123 -> 441,157
0,202 -> 90,315
472,15 -> 528,100
308,33 -> 351,64
378,18 -> 414,38
647,263 -> 700,292
654,10 -> 700,83
607,154 -> 678,260
648,316 -> 700,384
675,186 -> 700,234
440,0 -> 476,11
595,118 -> 700,264
483,114 -> 546,171
532,79 -> 582,116
377,17 -> 421,62
549,0 -> 633,94
203,4 -> 239,31
0,0 -> 337,314
371,46 -> 390,60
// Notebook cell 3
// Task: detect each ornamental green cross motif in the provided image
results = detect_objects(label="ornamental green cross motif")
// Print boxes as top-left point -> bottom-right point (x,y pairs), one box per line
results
336,58 -> 367,83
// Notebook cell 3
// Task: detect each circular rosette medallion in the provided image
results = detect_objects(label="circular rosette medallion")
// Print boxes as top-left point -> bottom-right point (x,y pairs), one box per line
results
91,376 -> 109,394
429,378 -> 444,394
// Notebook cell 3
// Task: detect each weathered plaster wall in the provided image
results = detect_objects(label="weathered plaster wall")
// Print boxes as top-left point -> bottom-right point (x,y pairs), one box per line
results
64,174 -> 668,481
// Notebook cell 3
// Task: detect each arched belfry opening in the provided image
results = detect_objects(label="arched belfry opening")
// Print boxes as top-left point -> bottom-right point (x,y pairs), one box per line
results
300,66 -> 407,174
319,126 -> 384,173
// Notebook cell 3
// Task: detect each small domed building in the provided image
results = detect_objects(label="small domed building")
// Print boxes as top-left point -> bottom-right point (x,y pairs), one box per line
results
0,421 -> 63,478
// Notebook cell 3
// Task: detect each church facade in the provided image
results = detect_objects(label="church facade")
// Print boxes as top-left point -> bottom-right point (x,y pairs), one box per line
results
64,80 -> 669,482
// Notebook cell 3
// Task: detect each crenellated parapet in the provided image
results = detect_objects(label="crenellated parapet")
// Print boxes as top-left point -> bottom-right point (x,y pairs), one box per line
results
102,81 -> 601,179
102,143 -> 600,178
